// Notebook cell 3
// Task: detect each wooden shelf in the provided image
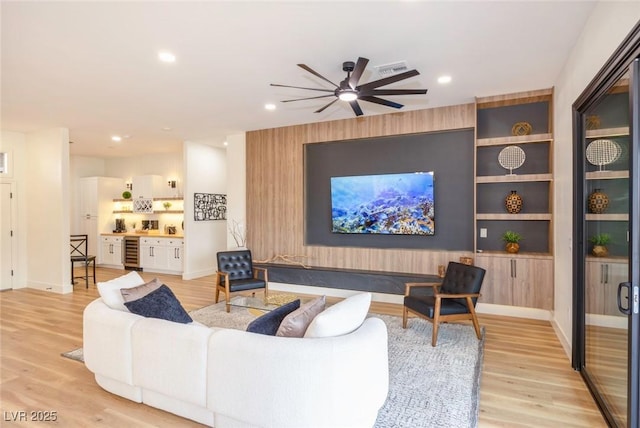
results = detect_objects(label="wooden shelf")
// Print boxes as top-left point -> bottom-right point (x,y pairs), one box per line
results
585,170 -> 629,180
586,213 -> 628,221
476,173 -> 553,183
476,133 -> 553,147
585,127 -> 629,139
475,251 -> 553,260
112,210 -> 184,214
476,213 -> 552,221
153,197 -> 183,201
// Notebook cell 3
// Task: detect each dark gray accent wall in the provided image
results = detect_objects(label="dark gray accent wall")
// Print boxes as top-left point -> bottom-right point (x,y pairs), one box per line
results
476,102 -> 549,138
305,129 -> 474,250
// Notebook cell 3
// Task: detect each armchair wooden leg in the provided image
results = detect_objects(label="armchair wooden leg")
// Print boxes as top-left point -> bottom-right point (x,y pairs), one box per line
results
225,295 -> 230,313
402,307 -> 408,329
214,288 -> 220,303
431,321 -> 440,347
467,297 -> 482,339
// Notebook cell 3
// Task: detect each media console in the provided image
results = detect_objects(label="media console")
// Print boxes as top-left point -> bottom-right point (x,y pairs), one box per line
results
254,263 -> 440,295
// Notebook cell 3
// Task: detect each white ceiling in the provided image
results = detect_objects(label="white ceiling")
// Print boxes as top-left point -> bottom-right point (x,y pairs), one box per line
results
1,1 -> 598,158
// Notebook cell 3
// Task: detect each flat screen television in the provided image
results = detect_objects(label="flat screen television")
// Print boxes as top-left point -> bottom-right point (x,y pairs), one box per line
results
330,171 -> 435,235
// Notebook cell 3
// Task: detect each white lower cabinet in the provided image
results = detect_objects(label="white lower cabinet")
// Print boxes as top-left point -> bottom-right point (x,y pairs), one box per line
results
100,236 -> 123,268
140,237 -> 183,274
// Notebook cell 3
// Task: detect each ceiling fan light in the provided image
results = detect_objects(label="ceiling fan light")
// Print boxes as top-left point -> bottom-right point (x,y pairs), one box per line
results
338,91 -> 358,102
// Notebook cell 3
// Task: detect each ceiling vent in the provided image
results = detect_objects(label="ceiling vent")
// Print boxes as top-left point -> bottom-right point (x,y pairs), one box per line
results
374,61 -> 409,77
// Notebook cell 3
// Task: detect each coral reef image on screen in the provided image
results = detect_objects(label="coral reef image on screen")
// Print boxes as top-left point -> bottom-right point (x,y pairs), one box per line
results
331,172 -> 435,235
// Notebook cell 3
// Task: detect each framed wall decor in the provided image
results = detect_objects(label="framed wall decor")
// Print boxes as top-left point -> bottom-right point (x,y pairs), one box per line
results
194,193 -> 226,221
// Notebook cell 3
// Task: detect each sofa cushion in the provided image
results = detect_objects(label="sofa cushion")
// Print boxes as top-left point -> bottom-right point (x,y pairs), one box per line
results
304,292 -> 371,338
246,299 -> 300,335
124,284 -> 193,324
97,271 -> 146,311
120,278 -> 163,303
276,295 -> 326,337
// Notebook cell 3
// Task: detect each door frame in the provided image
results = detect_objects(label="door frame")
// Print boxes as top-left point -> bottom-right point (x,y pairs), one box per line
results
572,21 -> 640,427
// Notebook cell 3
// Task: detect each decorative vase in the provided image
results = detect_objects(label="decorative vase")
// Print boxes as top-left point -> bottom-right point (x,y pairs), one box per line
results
592,245 -> 609,257
505,242 -> 520,254
588,188 -> 609,214
505,190 -> 523,214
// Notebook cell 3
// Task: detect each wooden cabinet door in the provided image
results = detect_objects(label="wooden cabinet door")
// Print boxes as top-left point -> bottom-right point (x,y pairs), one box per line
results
475,256 -> 513,306
516,258 -> 553,310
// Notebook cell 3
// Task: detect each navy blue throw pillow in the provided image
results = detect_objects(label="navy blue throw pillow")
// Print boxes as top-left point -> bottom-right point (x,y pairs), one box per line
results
124,284 -> 193,324
246,299 -> 301,335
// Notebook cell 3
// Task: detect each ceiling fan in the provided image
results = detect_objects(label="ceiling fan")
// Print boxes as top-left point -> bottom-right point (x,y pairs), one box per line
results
270,57 -> 428,117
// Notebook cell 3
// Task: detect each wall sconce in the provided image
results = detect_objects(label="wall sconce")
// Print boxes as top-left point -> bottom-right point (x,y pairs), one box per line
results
168,180 -> 177,189
126,182 -> 133,190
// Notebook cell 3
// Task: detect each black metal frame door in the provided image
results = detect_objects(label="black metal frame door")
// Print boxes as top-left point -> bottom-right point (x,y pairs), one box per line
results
572,22 -> 640,428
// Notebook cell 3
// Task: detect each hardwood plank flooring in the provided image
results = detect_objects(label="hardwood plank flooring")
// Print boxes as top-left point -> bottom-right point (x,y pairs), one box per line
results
0,268 -> 605,427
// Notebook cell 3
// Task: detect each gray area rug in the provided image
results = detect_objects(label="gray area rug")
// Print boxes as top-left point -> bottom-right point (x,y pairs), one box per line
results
65,302 -> 484,427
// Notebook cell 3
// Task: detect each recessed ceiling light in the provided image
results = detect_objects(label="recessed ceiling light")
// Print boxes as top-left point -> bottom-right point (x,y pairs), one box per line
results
223,141 -> 228,146
162,127 -> 172,131
111,135 -> 122,142
158,51 -> 176,63
437,75 -> 452,84
265,103 -> 276,110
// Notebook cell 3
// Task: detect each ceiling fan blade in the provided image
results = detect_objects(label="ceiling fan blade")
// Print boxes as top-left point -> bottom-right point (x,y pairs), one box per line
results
297,64 -> 339,88
356,69 -> 420,91
363,88 -> 428,96
359,96 -> 404,109
281,94 -> 336,103
270,83 -> 334,93
315,98 -> 339,113
348,57 -> 369,89
349,100 -> 363,116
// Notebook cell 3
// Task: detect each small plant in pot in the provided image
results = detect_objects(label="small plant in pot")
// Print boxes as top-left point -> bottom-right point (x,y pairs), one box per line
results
502,230 -> 522,254
163,202 -> 172,211
590,233 -> 611,257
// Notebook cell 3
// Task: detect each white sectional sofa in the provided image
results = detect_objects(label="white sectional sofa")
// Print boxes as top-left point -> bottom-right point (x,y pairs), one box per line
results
83,296 -> 389,427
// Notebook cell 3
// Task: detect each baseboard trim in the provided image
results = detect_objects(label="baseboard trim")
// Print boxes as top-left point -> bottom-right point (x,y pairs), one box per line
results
28,281 -> 72,294
182,267 -> 216,281
473,303 -> 552,321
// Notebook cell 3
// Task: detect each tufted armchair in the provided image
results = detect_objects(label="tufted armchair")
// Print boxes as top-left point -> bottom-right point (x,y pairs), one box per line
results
403,261 -> 486,346
215,250 -> 268,312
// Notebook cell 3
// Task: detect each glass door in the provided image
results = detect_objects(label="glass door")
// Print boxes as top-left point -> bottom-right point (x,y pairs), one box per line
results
582,72 -> 632,427
573,34 -> 640,426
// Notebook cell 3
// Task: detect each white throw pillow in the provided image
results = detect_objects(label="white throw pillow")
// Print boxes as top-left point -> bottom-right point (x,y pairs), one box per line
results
97,271 -> 146,311
304,292 -> 372,338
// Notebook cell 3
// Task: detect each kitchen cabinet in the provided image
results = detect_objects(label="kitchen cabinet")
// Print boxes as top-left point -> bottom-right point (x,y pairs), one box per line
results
586,258 -> 628,316
475,254 -> 553,309
140,237 -> 183,274
78,177 -> 123,257
100,236 -> 123,268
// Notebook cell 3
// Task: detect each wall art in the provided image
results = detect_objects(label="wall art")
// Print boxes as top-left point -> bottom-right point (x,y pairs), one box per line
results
194,193 -> 226,221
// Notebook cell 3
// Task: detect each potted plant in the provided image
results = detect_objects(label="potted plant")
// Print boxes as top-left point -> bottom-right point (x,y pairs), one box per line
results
590,233 -> 611,257
502,230 -> 522,254
163,201 -> 172,211
122,190 -> 132,200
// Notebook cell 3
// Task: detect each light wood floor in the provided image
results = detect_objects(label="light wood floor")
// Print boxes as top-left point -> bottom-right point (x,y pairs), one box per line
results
0,268 -> 605,427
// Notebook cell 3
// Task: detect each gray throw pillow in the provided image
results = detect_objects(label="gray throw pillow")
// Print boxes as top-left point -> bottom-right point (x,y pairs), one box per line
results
121,278 -> 162,302
246,299 -> 301,336
276,295 -> 326,337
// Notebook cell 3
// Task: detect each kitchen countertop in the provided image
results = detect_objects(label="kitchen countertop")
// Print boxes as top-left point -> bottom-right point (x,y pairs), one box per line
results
101,232 -> 184,238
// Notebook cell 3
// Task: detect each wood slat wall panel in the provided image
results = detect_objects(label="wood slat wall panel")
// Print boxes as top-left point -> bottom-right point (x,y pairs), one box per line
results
247,104 -> 475,274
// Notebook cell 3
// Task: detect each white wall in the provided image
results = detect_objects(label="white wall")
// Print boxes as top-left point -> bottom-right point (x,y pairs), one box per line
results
225,133 -> 247,248
553,4 -> 640,355
0,131 -> 27,288
25,128 -> 71,293
182,141 -> 227,279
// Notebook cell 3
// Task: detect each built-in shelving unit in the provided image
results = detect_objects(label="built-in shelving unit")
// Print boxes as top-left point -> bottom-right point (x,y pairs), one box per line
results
112,197 -> 185,214
473,88 -> 555,310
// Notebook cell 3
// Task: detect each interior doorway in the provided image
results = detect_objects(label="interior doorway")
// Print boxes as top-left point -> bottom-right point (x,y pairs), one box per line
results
1,182 -> 13,290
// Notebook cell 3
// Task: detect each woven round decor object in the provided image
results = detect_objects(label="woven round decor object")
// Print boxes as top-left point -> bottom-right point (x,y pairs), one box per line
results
585,115 -> 601,130
588,188 -> 609,214
511,121 -> 532,136
498,145 -> 526,174
586,139 -> 622,168
505,190 -> 523,214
